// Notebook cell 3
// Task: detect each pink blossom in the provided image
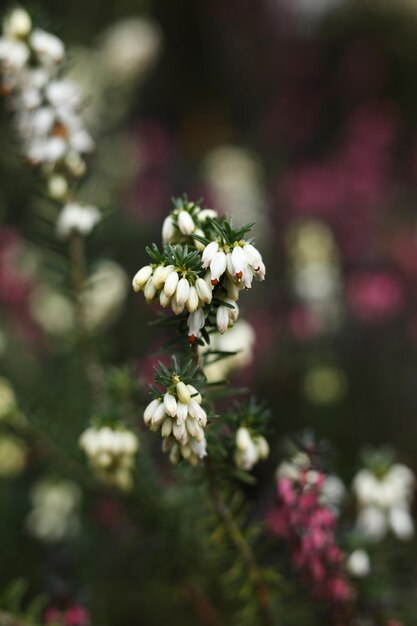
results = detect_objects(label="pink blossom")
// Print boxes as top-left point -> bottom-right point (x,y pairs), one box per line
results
346,271 -> 403,322
268,457 -> 353,612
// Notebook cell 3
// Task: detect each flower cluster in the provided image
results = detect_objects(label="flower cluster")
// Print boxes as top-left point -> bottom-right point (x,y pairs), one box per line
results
234,426 -> 269,471
132,197 -> 265,344
44,605 -> 90,626
269,453 -> 352,610
353,452 -> 415,542
162,197 -> 217,247
79,424 -> 139,491
143,358 -> 207,465
25,478 -> 82,543
0,8 -> 99,237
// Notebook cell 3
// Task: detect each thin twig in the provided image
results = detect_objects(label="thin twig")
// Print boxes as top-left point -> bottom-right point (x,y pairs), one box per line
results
205,460 -> 274,626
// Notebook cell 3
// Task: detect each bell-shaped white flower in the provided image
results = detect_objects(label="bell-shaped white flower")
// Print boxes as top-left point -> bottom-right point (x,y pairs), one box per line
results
132,265 -> 153,292
176,381 -> 191,404
162,215 -> 175,244
243,243 -> 262,271
152,264 -> 175,289
187,309 -> 205,344
163,392 -> 177,418
210,251 -> 227,285
216,305 -> 230,334
347,550 -> 371,578
195,277 -> 212,304
178,210 -> 195,235
163,270 -> 179,297
143,398 -> 161,424
175,277 -> 190,306
202,241 -> 219,268
186,286 -> 199,313
231,245 -> 246,280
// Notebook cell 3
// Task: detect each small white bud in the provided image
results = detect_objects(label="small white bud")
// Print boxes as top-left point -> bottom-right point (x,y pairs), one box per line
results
192,228 -> 205,251
4,9 -> 32,38
153,264 -> 175,289
231,245 -> 246,280
163,270 -> 179,297
195,277 -> 212,304
178,210 -> 195,235
210,251 -> 227,284
243,243 -> 262,271
144,398 -> 161,424
151,402 -> 166,426
186,286 -> 199,313
347,550 -> 371,578
202,241 -> 219,268
236,427 -> 252,451
144,277 -> 157,302
159,290 -> 171,308
176,381 -> 191,404
173,421 -> 187,443
164,392 -> 177,417
187,385 -> 202,404
171,292 -> 185,315
175,278 -> 190,306
162,215 -> 175,244
198,208 -> 218,222
132,265 -> 153,292
176,402 -> 188,423
216,305 -> 229,334
161,418 -> 173,438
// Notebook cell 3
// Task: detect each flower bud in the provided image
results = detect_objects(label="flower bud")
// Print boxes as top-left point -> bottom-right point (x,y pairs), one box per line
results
178,210 -> 195,235
161,418 -> 173,438
202,241 -> 219,268
164,392 -> 177,417
195,277 -> 212,304
210,251 -> 227,284
216,305 -> 229,334
175,278 -> 190,306
162,215 -> 175,244
163,270 -> 179,297
144,277 -> 157,302
186,286 -> 199,313
144,398 -> 161,424
132,265 -> 153,292
231,245 -> 246,280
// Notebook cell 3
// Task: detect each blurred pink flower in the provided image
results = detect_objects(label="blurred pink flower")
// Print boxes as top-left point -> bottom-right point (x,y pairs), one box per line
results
44,605 -> 90,626
268,462 -> 353,612
346,271 -> 403,322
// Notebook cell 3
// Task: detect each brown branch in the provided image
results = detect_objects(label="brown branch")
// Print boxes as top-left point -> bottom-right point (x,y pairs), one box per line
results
205,460 -> 274,626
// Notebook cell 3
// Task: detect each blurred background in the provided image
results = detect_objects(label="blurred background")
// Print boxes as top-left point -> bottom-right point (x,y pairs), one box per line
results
2,0 -> 417,624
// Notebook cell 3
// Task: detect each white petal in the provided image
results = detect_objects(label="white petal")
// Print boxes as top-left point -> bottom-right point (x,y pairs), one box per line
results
202,241 -> 219,268
178,210 -> 195,235
162,215 -> 175,244
216,305 -> 229,334
164,393 -> 177,417
195,277 -> 212,304
176,381 -> 191,404
144,398 -> 161,424
186,286 -> 199,313
210,251 -> 227,284
132,265 -> 153,292
231,246 -> 246,279
175,278 -> 190,306
243,243 -> 262,270
163,271 -> 179,297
